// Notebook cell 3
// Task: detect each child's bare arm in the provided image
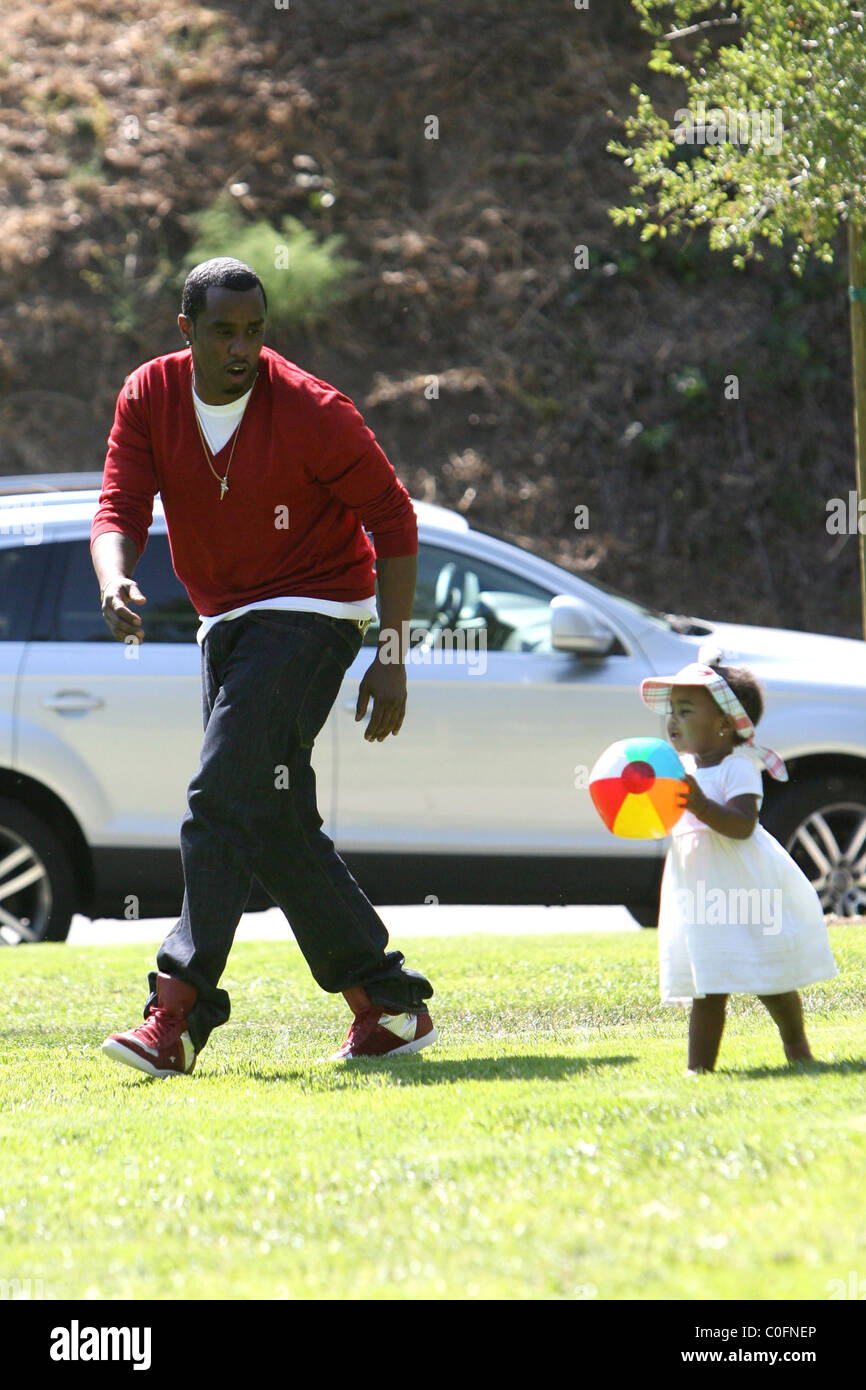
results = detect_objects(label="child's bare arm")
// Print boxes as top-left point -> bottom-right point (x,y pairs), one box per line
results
678,778 -> 760,839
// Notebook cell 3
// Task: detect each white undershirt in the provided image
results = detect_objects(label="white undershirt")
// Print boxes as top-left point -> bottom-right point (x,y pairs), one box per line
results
192,381 -> 252,454
190,382 -> 377,646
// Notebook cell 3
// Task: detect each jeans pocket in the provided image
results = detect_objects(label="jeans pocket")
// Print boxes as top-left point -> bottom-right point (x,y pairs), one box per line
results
296,641 -> 353,749
324,616 -> 366,664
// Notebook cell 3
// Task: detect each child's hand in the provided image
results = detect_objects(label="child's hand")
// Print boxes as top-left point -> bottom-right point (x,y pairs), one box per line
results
678,774 -> 711,821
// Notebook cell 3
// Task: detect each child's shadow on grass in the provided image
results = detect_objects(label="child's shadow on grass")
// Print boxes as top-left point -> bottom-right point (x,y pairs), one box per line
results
727,1058 -> 866,1080
238,1054 -> 638,1085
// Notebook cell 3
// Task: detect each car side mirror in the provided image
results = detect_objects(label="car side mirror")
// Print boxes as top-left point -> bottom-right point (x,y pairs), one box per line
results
550,595 -> 617,655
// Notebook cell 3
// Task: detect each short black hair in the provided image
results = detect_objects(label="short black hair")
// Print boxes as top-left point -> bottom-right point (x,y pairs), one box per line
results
710,661 -> 764,740
181,257 -> 267,327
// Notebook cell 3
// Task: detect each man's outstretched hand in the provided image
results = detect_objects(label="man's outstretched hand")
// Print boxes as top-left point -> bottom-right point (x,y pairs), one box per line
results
355,652 -> 407,742
101,578 -> 147,642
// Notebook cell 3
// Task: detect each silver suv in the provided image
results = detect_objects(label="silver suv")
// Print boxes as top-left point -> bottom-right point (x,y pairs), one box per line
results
1,473 -> 865,943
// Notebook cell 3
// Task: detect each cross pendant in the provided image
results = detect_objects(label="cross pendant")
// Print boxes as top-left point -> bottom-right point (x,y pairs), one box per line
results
219,480 -> 228,500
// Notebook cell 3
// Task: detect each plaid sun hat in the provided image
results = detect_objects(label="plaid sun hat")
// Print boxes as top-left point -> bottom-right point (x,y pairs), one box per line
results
640,648 -> 788,782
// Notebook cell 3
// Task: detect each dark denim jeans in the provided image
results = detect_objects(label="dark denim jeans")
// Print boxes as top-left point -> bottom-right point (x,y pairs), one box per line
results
146,609 -> 433,1051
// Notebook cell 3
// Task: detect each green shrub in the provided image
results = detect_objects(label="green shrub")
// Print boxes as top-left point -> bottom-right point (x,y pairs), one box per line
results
183,195 -> 358,332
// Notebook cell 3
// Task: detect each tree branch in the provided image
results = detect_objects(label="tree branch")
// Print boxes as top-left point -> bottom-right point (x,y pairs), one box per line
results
664,15 -> 742,40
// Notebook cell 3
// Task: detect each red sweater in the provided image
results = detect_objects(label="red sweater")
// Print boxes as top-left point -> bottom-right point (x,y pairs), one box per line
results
90,345 -> 417,617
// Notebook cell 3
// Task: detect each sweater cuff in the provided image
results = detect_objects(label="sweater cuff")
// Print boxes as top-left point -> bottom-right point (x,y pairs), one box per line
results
90,518 -> 145,555
371,525 -> 419,558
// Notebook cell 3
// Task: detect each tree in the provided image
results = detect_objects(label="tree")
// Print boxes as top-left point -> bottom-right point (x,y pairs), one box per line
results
608,0 -> 866,637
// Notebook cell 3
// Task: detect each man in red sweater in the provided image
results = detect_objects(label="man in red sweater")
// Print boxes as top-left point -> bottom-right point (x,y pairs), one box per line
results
93,257 -> 436,1073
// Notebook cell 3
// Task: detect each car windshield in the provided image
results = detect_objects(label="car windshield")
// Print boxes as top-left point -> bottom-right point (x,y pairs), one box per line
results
465,521 -> 714,635
576,572 -> 714,635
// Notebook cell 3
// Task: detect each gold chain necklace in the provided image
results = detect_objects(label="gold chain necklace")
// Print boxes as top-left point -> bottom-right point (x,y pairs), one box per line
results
191,370 -> 251,500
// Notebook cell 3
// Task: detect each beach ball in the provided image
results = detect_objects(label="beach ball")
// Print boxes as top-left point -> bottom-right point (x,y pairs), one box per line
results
589,737 -> 686,839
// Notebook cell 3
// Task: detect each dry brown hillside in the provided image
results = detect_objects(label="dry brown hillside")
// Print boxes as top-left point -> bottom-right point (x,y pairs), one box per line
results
0,0 -> 860,637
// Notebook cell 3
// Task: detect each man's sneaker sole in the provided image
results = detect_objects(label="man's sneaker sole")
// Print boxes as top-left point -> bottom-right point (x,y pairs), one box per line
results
326,1024 -> 439,1064
101,1036 -> 196,1079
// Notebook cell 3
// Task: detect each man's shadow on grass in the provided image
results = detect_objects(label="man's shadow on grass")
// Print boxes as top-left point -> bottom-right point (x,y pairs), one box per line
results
725,1058 -> 866,1080
223,1054 -> 639,1085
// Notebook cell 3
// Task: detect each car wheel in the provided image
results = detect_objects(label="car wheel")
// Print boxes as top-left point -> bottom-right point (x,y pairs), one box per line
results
0,798 -> 77,943
761,775 -> 866,918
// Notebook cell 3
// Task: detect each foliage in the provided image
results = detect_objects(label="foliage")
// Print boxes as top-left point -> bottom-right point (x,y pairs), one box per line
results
669,365 -> 709,403
608,1 -> 866,273
183,194 -> 359,332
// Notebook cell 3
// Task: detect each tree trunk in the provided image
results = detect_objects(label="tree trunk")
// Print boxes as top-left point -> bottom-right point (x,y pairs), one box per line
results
848,220 -> 866,640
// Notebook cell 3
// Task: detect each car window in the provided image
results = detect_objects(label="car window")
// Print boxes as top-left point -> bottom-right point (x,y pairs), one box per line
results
363,542 -> 557,653
53,535 -> 200,643
468,520 -> 705,634
0,544 -> 46,641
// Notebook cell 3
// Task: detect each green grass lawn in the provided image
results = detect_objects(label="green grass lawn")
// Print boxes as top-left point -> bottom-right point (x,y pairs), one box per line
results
1,927 -> 865,1301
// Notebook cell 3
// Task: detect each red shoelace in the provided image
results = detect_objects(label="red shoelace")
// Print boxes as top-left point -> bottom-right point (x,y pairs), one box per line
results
134,1008 -> 185,1048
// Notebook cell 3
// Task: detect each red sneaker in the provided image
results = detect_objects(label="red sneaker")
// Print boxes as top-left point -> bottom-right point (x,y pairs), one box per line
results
102,972 -> 198,1078
328,1007 -> 438,1062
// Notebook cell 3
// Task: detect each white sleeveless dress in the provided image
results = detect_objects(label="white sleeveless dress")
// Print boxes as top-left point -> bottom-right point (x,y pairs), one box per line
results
658,746 -> 838,1004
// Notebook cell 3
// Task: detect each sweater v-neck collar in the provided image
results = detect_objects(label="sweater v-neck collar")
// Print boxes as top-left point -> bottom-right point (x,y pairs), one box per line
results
187,354 -> 263,458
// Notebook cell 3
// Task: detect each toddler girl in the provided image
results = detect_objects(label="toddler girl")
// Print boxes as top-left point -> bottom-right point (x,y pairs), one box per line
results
640,646 -> 838,1073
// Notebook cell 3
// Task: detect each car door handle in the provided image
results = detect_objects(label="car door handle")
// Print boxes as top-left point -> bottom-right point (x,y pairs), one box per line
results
41,690 -> 105,715
341,699 -> 357,712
